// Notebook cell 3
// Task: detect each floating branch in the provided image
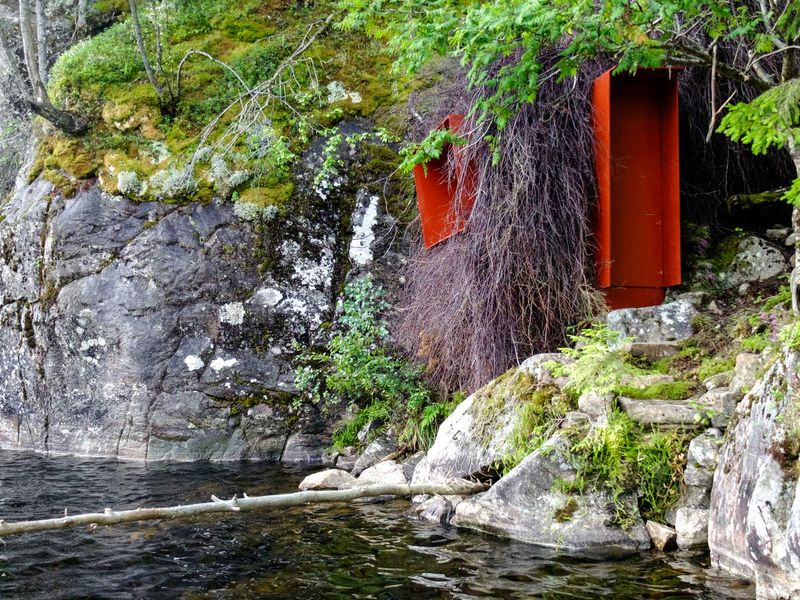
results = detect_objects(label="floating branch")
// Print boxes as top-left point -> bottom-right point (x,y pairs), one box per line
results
0,481 -> 487,538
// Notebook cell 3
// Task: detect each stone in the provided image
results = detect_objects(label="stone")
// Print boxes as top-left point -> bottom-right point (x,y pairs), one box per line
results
785,232 -> 796,247
298,468 -> 357,491
697,389 -> 741,429
335,454 -> 357,471
519,352 -> 573,386
765,227 -> 791,242
738,283 -> 751,295
577,390 -> 614,421
675,507 -> 709,549
281,434 -> 331,465
717,235 -> 787,289
703,371 -> 733,391
687,429 -> 722,469
625,342 -> 679,361
646,521 -> 677,552
684,464 -> 714,488
730,352 -> 766,394
402,451 -> 426,481
561,411 -> 590,429
709,351 -> 800,600
607,300 -> 696,343
676,291 -> 707,308
356,459 -> 407,486
451,436 -> 650,555
351,431 -> 397,476
414,495 -> 454,524
617,398 -> 698,426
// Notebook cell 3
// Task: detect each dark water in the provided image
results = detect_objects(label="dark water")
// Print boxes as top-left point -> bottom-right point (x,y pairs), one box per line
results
0,452 -> 753,600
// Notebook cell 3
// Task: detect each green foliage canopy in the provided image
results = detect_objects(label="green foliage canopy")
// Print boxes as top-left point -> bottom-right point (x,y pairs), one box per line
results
342,0 -> 800,196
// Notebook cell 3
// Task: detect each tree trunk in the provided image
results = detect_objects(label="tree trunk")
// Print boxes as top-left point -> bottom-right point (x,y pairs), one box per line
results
76,0 -> 87,34
0,481 -> 488,538
34,0 -> 47,85
128,0 -> 165,101
18,0 -> 43,103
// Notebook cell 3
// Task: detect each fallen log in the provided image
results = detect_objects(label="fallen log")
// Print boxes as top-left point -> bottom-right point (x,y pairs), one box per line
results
0,481 -> 487,538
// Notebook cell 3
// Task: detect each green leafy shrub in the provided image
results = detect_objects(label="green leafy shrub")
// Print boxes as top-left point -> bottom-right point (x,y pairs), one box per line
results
294,275 -> 448,451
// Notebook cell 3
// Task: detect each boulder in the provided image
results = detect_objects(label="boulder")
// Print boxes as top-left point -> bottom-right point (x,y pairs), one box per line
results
617,398 -> 698,426
334,453 -> 357,471
709,351 -> 800,600
717,235 -> 787,289
411,366 -> 546,487
351,431 -> 397,476
451,436 -> 650,556
646,521 -> 677,552
607,300 -> 696,343
356,459 -> 407,486
281,434 -> 331,465
676,507 -> 709,549
298,468 -> 356,491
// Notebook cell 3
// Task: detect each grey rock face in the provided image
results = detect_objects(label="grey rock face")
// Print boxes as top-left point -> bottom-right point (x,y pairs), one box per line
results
452,436 -> 650,555
411,364 -> 542,487
607,300 -> 696,343
717,235 -> 787,289
709,351 -> 800,600
0,124 -> 392,461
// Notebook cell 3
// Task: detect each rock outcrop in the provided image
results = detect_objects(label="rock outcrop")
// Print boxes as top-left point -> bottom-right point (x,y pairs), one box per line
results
451,436 -> 650,555
0,123 -> 398,461
709,351 -> 800,599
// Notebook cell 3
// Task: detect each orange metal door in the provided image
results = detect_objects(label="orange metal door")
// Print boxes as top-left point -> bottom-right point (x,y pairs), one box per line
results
592,69 -> 682,310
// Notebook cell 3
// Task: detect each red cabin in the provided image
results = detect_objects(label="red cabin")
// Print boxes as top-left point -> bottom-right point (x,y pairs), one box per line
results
413,115 -> 478,249
592,68 -> 682,309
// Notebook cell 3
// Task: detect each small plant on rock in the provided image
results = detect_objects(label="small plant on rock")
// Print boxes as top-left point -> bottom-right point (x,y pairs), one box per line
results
294,275 -> 449,451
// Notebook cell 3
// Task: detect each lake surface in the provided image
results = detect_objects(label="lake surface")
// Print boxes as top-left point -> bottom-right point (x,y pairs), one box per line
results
0,452 -> 753,599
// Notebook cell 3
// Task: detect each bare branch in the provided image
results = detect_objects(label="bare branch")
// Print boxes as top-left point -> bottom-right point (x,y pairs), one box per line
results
0,481 -> 488,538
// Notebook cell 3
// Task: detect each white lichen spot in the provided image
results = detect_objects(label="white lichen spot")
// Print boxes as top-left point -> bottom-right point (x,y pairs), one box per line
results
326,81 -> 362,105
349,194 -> 379,266
252,287 -> 283,307
211,357 -> 239,371
184,355 -> 205,372
219,302 -> 245,326
79,338 -> 107,353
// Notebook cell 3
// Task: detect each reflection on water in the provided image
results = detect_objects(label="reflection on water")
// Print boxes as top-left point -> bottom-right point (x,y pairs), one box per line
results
0,452 -> 753,599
